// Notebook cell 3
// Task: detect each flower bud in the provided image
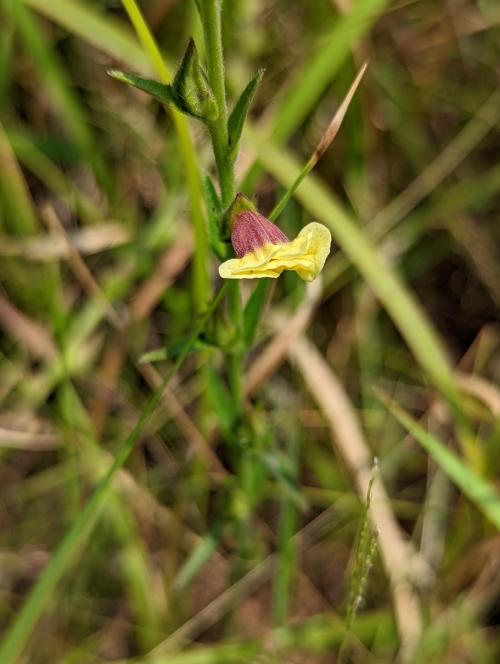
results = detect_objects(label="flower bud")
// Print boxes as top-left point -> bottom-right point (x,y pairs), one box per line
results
172,39 -> 218,121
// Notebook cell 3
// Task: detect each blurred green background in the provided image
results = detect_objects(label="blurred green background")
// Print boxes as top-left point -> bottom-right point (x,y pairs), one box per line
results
1,1 -> 500,662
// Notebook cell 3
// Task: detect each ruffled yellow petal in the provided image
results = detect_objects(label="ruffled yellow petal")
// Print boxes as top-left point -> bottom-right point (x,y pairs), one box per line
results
218,222 -> 331,282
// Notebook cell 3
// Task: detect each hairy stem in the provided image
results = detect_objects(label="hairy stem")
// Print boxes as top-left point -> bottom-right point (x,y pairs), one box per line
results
198,0 -> 235,208
198,0 -> 243,417
227,280 -> 244,415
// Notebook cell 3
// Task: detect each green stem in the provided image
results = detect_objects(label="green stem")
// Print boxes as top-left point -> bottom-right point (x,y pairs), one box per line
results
198,5 -> 254,582
227,280 -> 244,415
198,0 -> 235,208
198,0 -> 243,418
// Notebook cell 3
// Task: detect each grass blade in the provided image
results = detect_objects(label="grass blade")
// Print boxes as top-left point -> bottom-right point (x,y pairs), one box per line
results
379,393 -> 500,530
241,0 -> 388,190
6,0 -> 110,190
24,0 -> 150,71
269,0 -> 387,144
119,0 -> 209,311
0,121 -> 38,234
242,280 -> 269,347
271,426 -> 300,626
173,528 -> 220,592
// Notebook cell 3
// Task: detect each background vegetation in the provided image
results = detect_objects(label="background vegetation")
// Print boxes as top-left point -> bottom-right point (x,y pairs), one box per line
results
1,0 -> 499,662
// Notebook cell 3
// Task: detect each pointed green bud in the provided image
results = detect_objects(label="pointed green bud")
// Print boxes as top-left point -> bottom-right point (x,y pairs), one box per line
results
172,39 -> 218,121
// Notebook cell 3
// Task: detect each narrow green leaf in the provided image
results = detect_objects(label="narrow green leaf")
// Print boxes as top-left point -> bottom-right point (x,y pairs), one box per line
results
7,0 -> 110,190
107,69 -> 176,105
206,366 -> 234,436
173,528 -> 220,591
24,0 -> 151,72
243,280 -> 270,347
0,121 -> 38,234
139,336 -> 214,364
269,0 -> 388,145
272,425 -> 300,626
203,173 -> 222,214
142,641 -> 261,664
241,0 -> 389,190
202,175 -> 227,258
379,393 -> 500,530
259,451 -> 308,513
227,69 -> 264,163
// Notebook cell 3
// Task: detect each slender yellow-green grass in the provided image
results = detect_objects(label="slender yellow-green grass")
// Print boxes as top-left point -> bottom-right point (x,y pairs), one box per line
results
120,0 -> 209,311
0,121 -> 38,235
379,393 -> 500,531
5,0 -> 110,191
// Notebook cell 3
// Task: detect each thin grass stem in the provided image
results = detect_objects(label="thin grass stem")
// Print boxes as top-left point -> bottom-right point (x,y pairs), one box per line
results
121,0 -> 209,310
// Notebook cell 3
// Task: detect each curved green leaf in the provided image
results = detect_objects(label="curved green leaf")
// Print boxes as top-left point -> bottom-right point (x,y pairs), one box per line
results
108,69 -> 176,105
380,393 -> 500,530
227,69 -> 264,163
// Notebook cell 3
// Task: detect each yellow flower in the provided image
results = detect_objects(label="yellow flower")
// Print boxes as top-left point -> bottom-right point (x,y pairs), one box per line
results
218,211 -> 331,282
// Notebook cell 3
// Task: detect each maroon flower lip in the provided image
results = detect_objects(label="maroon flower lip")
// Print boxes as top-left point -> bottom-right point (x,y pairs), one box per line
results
231,211 -> 289,258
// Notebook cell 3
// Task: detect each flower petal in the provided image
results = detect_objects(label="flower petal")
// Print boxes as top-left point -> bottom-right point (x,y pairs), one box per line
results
218,222 -> 331,282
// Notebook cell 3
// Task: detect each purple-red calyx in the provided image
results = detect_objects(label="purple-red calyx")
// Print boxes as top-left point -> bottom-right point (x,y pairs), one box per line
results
220,193 -> 332,281
231,211 -> 289,258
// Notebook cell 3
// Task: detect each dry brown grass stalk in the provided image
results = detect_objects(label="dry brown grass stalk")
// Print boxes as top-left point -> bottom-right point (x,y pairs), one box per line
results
0,224 -> 130,260
0,295 -> 58,361
288,334 -> 427,660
